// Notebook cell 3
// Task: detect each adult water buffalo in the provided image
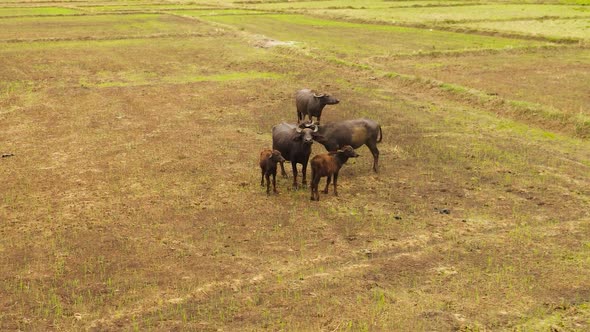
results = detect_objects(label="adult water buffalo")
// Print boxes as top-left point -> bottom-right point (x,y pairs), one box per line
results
272,122 -> 320,189
295,89 -> 340,124
313,118 -> 383,172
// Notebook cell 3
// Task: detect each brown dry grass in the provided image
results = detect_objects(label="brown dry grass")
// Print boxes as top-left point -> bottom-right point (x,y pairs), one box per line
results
1,1 -> 589,331
384,47 -> 590,117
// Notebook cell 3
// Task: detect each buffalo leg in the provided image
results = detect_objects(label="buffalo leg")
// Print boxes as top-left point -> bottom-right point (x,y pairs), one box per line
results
291,163 -> 299,189
261,169 -> 265,186
279,161 -> 288,178
333,172 -> 339,196
265,173 -> 271,195
367,143 -> 380,172
323,175 -> 331,194
310,174 -> 320,201
301,157 -> 309,188
272,172 -> 278,194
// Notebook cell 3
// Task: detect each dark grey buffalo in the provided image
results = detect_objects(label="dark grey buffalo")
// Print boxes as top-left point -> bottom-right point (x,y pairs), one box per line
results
314,118 -> 383,172
295,89 -> 340,124
272,122 -> 320,189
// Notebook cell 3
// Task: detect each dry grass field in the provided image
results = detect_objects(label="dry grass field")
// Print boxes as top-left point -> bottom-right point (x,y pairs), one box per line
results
1,0 -> 589,331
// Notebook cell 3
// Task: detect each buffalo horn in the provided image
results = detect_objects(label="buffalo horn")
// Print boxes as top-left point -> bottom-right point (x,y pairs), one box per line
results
313,93 -> 325,98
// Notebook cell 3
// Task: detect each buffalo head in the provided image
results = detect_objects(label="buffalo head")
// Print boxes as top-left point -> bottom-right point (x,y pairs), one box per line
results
313,93 -> 339,106
269,149 -> 285,163
295,123 -> 319,144
338,145 -> 360,158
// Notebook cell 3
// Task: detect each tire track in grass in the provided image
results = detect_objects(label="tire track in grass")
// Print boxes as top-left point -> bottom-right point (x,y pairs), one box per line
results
88,226 -> 448,329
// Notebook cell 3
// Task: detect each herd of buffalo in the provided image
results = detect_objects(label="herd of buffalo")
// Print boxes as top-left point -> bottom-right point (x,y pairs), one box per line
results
259,89 -> 383,201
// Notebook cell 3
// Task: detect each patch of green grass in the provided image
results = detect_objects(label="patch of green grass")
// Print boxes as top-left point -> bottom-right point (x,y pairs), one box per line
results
559,0 -> 590,4
0,80 -> 38,113
0,7 -> 81,17
78,4 -> 215,13
508,100 -> 567,121
386,47 -> 590,118
324,56 -> 372,70
382,51 -> 590,138
173,9 -> 267,16
236,0 -> 391,10
1,80 -> 34,96
304,4 -> 590,25
574,114 -> 590,137
198,13 -> 542,58
236,0 -> 472,11
0,14 -> 216,41
449,18 -> 590,40
493,119 -> 559,141
440,82 -> 472,94
514,301 -> 590,331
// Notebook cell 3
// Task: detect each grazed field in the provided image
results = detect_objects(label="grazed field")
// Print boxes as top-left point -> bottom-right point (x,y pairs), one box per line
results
0,14 -> 216,41
252,3 -> 590,24
1,0 -> 589,331
380,47 -> 590,116
0,7 -> 81,16
75,4 -> 217,13
449,17 -> 590,40
195,13 -> 544,54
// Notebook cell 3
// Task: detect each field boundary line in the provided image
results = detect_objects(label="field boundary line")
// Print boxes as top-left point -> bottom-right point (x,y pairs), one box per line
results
0,11 -> 173,19
431,14 -> 590,24
381,71 -> 590,139
386,3 -> 488,9
0,1 -> 89,5
373,43 -> 588,59
438,24 -> 587,45
0,32 -> 226,44
0,0 -> 210,5
292,13 -> 587,45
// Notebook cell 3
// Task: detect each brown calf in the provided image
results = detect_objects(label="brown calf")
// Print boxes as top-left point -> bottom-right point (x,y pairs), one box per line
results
259,148 -> 286,195
310,145 -> 359,201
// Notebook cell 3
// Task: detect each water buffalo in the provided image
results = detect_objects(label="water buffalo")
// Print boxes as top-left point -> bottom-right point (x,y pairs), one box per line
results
272,122 -> 320,189
259,148 -> 285,196
295,88 -> 340,124
313,118 -> 382,172
310,145 -> 359,201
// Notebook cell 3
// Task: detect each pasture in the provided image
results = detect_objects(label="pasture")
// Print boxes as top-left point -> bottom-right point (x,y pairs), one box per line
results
1,0 -> 589,331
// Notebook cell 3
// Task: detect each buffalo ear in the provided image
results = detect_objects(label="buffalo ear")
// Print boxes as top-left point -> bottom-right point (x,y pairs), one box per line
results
292,135 -> 302,141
